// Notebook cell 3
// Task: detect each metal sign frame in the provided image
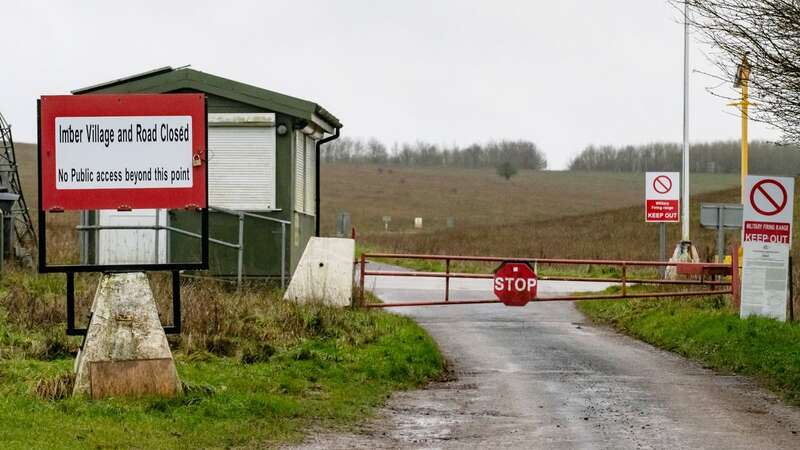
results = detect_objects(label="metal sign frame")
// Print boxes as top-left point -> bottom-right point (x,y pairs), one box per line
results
36,95 -> 210,335
700,203 -> 743,230
700,203 -> 743,261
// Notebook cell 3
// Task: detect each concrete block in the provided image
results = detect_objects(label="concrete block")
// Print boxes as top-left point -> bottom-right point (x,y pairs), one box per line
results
73,272 -> 181,398
284,237 -> 355,307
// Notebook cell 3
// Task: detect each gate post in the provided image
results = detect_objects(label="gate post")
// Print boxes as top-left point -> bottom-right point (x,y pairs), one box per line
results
359,253 -> 366,307
659,223 -> 666,277
445,258 -> 450,302
621,263 -> 627,297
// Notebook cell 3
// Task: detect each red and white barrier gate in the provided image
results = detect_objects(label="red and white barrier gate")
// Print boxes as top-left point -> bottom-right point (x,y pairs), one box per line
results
357,252 -> 739,308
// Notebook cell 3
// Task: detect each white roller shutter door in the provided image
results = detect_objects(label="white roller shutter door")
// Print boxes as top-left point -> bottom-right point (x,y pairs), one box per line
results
208,126 -> 276,211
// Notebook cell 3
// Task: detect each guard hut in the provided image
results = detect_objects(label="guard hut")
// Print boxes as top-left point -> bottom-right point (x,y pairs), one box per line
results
74,67 -> 341,281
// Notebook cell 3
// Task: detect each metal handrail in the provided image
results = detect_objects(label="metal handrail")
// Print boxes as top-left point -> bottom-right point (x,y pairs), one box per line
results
77,208 -> 289,290
209,205 -> 290,225
76,224 -> 239,249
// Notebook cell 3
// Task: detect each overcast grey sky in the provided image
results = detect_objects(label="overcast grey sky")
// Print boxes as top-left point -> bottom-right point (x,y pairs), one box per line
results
1,0 -> 779,169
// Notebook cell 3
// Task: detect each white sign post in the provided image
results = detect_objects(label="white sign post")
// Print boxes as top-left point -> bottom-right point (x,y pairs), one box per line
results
741,175 -> 795,321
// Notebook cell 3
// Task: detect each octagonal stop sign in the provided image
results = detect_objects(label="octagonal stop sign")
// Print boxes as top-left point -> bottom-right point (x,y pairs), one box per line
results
493,262 -> 538,307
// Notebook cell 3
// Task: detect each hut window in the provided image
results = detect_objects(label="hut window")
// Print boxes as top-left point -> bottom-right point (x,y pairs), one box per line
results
305,136 -> 316,216
294,132 -> 316,216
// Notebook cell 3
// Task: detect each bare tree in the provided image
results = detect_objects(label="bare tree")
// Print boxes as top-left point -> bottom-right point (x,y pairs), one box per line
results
366,138 -> 388,164
679,0 -> 800,143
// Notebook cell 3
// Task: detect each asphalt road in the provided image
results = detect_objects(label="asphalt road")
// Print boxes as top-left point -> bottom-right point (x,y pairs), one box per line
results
294,263 -> 800,449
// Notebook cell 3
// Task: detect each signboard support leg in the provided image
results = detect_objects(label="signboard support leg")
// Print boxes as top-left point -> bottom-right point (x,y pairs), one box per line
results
716,208 -> 725,262
789,256 -> 794,322
658,223 -> 666,276
154,209 -> 160,264
0,210 -> 4,273
237,212 -> 245,291
66,272 -> 76,334
731,244 -> 741,312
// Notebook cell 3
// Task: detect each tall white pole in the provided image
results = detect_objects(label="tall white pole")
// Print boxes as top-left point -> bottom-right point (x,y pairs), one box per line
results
681,2 -> 691,242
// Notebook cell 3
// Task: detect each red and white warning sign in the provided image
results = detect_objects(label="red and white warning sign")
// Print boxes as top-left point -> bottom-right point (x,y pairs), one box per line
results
743,177 -> 793,245
741,175 -> 795,321
493,262 -> 537,307
645,172 -> 679,222
39,94 -> 207,211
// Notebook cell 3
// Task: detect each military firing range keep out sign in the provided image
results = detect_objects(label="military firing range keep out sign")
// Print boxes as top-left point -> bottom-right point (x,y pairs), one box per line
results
645,172 -> 679,222
39,94 -> 207,211
741,175 -> 795,321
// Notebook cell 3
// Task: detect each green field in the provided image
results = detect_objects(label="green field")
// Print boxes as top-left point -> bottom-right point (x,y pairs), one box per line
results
321,163 -> 739,236
321,163 -> 744,265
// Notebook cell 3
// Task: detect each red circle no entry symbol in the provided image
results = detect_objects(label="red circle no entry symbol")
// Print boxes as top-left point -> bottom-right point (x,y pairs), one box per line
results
653,175 -> 672,194
750,179 -> 787,216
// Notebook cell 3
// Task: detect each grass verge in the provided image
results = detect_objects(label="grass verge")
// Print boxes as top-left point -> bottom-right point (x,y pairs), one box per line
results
0,268 -> 444,449
578,293 -> 800,404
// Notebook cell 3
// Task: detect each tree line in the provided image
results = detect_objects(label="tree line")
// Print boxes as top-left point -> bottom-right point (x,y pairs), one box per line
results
568,140 -> 800,175
322,137 -> 547,170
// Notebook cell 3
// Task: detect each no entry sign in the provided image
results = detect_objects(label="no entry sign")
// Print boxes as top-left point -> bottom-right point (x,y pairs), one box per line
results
493,262 -> 537,307
741,175 -> 795,321
750,179 -> 788,217
743,177 -> 793,245
39,94 -> 207,211
645,172 -> 679,222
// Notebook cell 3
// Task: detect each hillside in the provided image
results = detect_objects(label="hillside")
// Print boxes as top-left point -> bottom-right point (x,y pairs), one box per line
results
320,164 -> 739,236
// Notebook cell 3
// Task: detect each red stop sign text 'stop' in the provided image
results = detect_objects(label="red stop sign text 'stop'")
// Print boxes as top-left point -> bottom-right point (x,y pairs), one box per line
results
493,262 -> 538,307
